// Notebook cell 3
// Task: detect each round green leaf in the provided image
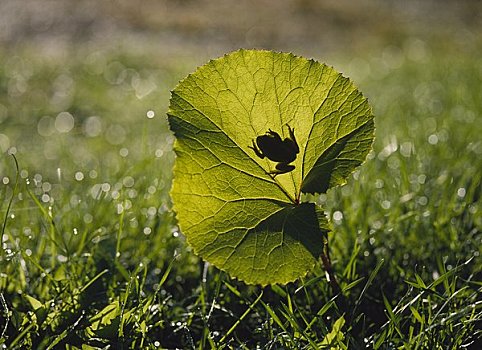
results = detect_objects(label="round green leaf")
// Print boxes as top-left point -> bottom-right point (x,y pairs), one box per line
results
168,49 -> 374,285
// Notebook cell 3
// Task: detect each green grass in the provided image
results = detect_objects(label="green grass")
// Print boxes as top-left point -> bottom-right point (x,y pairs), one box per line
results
1,43 -> 481,349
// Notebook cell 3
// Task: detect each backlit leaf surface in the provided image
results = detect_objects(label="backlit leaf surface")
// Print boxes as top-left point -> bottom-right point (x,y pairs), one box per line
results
168,49 -> 374,285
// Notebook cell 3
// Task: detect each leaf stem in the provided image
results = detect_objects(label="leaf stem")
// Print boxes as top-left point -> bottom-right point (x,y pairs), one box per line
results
320,234 -> 350,317
320,236 -> 341,295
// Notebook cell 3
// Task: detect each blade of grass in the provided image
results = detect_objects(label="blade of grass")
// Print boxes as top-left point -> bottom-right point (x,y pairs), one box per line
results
382,292 -> 404,339
279,301 -> 320,349
1,154 -> 19,340
350,258 -> 384,321
25,177 -> 65,269
0,292 -> 9,340
1,154 -> 19,256
261,299 -> 290,338
219,291 -> 263,344
114,198 -> 126,268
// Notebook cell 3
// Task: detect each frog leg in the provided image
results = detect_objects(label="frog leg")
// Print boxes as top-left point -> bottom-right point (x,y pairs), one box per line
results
286,125 -> 300,153
271,162 -> 295,175
248,140 -> 265,159
267,129 -> 282,141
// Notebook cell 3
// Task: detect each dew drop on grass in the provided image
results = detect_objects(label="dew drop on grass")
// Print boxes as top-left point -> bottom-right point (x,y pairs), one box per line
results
143,227 -> 152,235
42,182 -> 51,192
111,190 -> 120,200
75,171 -> 84,181
428,134 -> 439,145
468,204 -> 477,215
457,188 -> 466,198
316,193 -> 327,206
83,214 -> 93,224
375,179 -> 384,188
122,176 -> 134,187
8,147 -> 17,156
130,218 -> 138,228
158,204 -> 169,214
119,147 -> 129,157
37,116 -> 55,137
90,184 -> 101,199
2,177 -> 9,185
33,173 -> 42,184
400,141 -> 413,157
155,149 -> 164,158
372,220 -> 382,229
55,112 -> 75,133
146,110 -> 155,119
381,200 -> 391,209
378,139 -> 398,160
417,196 -> 428,206
83,116 -> 103,137
333,211 -> 343,221
147,206 -> 157,217
418,174 -> 426,184
341,186 -> 351,196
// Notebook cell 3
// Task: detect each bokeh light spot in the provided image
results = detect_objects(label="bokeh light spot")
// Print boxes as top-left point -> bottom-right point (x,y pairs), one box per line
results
83,116 -> 103,137
146,110 -> 155,119
55,112 -> 75,133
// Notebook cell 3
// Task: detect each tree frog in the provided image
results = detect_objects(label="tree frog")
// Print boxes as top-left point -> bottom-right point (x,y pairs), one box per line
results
249,125 -> 300,175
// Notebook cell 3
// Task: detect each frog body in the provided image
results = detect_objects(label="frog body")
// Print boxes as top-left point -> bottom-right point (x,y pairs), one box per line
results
249,125 -> 299,175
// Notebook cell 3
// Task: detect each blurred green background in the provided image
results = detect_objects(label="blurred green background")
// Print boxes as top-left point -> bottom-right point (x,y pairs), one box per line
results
1,0 -> 481,178
0,0 -> 481,348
